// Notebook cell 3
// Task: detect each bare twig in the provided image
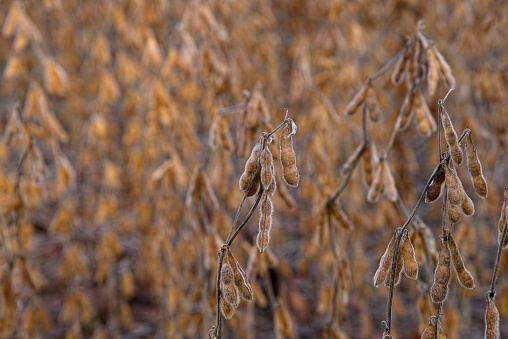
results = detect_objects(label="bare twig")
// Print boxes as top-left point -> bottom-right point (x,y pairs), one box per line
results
489,187 -> 508,296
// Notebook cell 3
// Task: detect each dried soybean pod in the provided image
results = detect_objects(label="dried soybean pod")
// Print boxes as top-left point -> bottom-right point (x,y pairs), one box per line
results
363,141 -> 378,187
441,107 -> 463,166
366,85 -> 380,122
426,164 -> 446,203
257,194 -> 273,253
391,49 -> 410,86
396,87 -> 415,131
459,180 -> 475,216
229,250 -> 254,302
421,317 -> 437,339
374,230 -> 397,287
329,202 -> 354,232
239,143 -> 261,192
260,147 -> 275,191
414,90 -> 437,137
446,230 -> 475,289
445,165 -> 463,224
464,132 -> 487,198
220,259 -> 239,307
280,120 -> 300,187
387,244 -> 404,287
431,237 -> 452,303
344,84 -> 368,116
426,48 -> 440,96
433,47 -> 456,89
341,143 -> 366,175
485,295 -> 500,339
220,297 -> 235,320
367,159 -> 384,203
401,230 -> 418,280
246,173 -> 261,197
383,160 -> 398,202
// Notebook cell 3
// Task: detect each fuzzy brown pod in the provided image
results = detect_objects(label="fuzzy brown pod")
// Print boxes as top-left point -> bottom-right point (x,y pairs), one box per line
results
458,180 -> 475,217
395,87 -> 415,131
421,316 -> 437,339
431,237 -> 452,303
426,48 -> 440,97
257,194 -> 273,253
220,261 -> 239,308
220,297 -> 235,320
391,48 -> 410,86
426,164 -> 446,203
280,119 -> 299,187
374,230 -> 397,287
445,230 -> 475,289
341,143 -> 366,175
464,132 -> 487,198
329,201 -> 354,232
260,147 -> 275,193
485,294 -> 500,339
444,165 -> 463,224
362,141 -> 376,187
440,107 -> 462,166
367,159 -> 384,203
227,249 -> 254,302
239,143 -> 262,195
344,84 -> 368,116
401,230 -> 418,280
383,160 -> 398,202
413,89 -> 437,137
433,46 -> 456,90
365,85 -> 380,122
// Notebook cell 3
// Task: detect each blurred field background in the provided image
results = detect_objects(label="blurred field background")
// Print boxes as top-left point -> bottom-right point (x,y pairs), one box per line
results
1,0 -> 508,338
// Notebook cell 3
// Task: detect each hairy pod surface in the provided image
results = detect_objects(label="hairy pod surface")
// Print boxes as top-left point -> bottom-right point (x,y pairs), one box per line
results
446,230 -> 475,289
459,181 -> 475,217
367,160 -> 384,203
426,164 -> 446,203
401,230 -> 418,280
485,296 -> 500,339
441,107 -> 463,166
257,194 -> 273,252
445,165 -> 463,224
383,160 -> 398,202
220,261 -> 239,307
374,230 -> 396,287
431,237 -> 452,303
239,143 -> 261,193
344,84 -> 368,116
464,132 -> 488,198
229,250 -> 254,302
260,147 -> 275,191
280,120 -> 299,187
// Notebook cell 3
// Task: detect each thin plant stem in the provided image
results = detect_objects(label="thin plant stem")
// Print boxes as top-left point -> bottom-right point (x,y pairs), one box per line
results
367,39 -> 414,83
219,104 -> 246,115
266,118 -> 290,139
330,142 -> 367,202
434,302 -> 443,339
227,190 -> 264,246
434,188 -> 447,339
384,162 -> 442,334
325,203 -> 340,335
489,187 -> 508,296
